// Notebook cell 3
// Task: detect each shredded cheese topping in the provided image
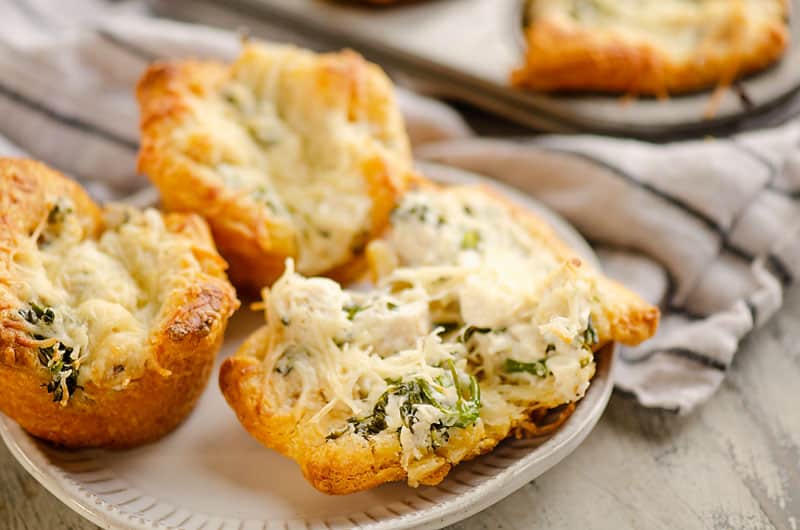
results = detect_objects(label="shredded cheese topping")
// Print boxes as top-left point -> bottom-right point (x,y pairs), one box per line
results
10,199 -> 204,404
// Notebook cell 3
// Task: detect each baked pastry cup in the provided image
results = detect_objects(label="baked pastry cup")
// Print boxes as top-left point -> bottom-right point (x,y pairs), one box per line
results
137,42 -> 415,291
0,159 -> 239,448
513,0 -> 790,95
220,182 -> 659,494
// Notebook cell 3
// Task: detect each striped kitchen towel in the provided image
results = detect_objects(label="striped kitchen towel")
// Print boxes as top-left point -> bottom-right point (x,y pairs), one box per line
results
2,0 -> 799,413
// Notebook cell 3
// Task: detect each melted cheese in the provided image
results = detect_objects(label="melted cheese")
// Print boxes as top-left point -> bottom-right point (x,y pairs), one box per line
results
530,0 -> 786,61
259,186 -> 608,481
176,43 -> 409,274
261,261 -> 470,473
12,200 -> 203,401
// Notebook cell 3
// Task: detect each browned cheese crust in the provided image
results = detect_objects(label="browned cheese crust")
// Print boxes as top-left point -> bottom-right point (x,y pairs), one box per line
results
0,159 -> 239,448
512,0 -> 790,96
137,44 -> 415,291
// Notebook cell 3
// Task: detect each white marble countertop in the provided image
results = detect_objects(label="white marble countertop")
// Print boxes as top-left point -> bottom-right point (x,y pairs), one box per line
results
3,288 -> 798,530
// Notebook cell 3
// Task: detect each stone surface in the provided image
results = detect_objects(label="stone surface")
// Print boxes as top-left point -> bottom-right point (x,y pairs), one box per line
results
3,287 -> 799,530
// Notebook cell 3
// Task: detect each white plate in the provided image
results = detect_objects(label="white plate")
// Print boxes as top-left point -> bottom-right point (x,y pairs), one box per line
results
0,164 -> 614,530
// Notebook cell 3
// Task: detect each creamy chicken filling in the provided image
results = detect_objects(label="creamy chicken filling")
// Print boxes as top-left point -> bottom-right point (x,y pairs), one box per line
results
11,198 -> 196,405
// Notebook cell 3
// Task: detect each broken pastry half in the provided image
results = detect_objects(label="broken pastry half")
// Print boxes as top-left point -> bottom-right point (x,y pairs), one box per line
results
220,181 -> 658,494
513,0 -> 790,96
137,42 -> 415,291
0,159 -> 238,448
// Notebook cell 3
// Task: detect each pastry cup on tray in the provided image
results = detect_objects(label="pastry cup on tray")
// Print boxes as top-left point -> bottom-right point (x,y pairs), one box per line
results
513,0 -> 790,96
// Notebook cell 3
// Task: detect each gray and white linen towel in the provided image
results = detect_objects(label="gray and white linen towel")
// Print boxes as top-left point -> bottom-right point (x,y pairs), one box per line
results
3,0 -> 800,414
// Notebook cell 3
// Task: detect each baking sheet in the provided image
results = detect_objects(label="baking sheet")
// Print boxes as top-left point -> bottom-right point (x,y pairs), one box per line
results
207,0 -> 800,137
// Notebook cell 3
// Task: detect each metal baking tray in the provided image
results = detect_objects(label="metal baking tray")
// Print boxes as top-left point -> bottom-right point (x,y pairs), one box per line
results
155,0 -> 800,138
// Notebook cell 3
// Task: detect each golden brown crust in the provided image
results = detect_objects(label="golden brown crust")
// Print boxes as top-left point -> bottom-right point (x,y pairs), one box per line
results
512,0 -> 790,95
0,158 -> 239,448
137,45 -> 414,291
